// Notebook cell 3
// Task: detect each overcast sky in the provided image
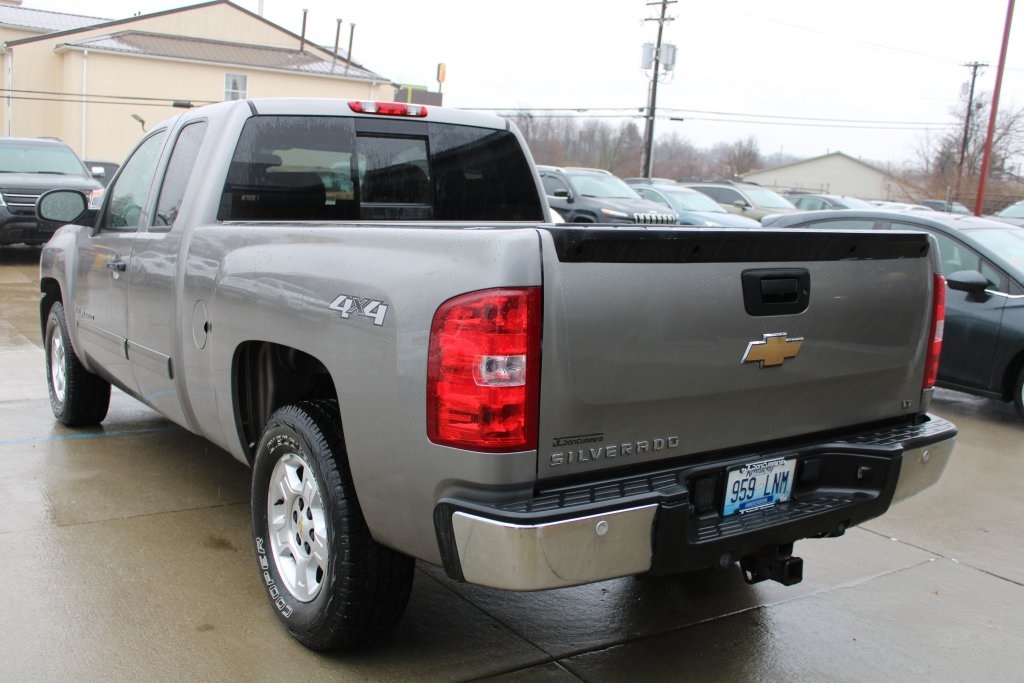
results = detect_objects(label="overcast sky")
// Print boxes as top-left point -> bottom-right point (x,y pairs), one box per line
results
20,0 -> 1024,168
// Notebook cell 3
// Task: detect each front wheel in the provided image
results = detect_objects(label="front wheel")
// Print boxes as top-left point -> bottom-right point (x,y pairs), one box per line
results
251,400 -> 414,651
44,301 -> 111,426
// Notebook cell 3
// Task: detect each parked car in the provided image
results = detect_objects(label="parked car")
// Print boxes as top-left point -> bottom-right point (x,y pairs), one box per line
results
631,183 -> 760,227
763,209 -> 1024,417
990,200 -> 1024,227
680,179 -> 798,221
84,160 -> 120,187
0,137 -> 103,245
538,166 -> 676,224
920,199 -> 971,214
782,192 -> 875,211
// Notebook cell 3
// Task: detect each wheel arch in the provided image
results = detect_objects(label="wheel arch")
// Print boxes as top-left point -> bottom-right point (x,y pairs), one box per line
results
1000,346 -> 1024,402
39,277 -> 61,341
232,341 -> 339,465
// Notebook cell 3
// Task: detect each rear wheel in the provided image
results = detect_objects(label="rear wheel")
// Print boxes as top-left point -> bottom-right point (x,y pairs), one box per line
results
44,301 -> 111,426
1013,365 -> 1024,419
251,400 -> 414,651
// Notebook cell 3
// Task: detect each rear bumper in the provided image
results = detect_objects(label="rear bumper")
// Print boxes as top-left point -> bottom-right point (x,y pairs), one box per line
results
434,414 -> 956,591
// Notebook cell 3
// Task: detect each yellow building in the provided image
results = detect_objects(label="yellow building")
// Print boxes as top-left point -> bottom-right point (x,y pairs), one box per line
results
0,0 -> 395,163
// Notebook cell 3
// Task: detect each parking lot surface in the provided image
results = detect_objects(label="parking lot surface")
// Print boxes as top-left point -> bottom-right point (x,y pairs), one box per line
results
2,244 -> 1022,681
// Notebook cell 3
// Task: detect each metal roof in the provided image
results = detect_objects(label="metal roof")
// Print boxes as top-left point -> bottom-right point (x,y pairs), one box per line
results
61,30 -> 384,82
0,5 -> 106,33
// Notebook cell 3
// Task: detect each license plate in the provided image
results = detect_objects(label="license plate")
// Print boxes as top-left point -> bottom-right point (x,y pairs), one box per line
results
723,457 -> 797,516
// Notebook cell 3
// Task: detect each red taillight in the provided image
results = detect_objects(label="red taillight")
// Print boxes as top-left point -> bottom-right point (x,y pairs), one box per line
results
427,288 -> 541,452
924,273 -> 946,389
347,100 -> 428,117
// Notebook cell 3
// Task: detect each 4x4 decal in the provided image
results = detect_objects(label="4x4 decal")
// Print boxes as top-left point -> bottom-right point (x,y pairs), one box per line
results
329,295 -> 389,326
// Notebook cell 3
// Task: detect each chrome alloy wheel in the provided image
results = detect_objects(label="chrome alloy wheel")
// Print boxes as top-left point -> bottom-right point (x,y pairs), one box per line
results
49,330 -> 67,404
267,451 -> 329,602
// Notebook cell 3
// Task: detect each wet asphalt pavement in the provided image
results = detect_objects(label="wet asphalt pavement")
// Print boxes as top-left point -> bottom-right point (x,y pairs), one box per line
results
2,244 -> 1022,681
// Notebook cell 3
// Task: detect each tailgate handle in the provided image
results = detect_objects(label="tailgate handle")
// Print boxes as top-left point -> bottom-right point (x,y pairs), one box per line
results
760,277 -> 799,303
742,269 -> 810,316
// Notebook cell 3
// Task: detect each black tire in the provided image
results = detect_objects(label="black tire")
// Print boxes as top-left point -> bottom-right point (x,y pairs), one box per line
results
1013,365 -> 1024,419
43,300 -> 111,426
251,400 -> 414,651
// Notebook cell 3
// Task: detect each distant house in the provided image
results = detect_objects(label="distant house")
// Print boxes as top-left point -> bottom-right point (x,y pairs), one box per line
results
0,0 -> 394,162
743,151 -> 922,202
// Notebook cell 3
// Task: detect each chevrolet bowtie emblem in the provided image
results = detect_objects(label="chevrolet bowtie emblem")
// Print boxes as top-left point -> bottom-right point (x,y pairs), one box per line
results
741,333 -> 803,368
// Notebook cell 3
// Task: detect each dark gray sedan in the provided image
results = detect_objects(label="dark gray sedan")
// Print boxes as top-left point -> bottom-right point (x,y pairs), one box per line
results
763,209 -> 1024,417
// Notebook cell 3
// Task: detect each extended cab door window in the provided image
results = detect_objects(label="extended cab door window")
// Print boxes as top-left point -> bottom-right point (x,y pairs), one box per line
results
153,121 -> 208,231
99,130 -> 168,232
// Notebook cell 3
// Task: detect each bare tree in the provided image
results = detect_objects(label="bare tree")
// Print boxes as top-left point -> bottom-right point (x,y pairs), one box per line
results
914,92 -> 1024,207
711,136 -> 763,177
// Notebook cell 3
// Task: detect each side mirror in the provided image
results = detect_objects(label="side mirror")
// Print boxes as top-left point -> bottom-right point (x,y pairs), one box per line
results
733,199 -> 750,210
37,189 -> 88,225
90,166 -> 106,178
945,269 -> 991,301
552,188 -> 573,203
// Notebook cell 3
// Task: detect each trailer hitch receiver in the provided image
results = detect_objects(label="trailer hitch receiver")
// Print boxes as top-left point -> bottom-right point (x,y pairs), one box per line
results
740,543 -> 804,586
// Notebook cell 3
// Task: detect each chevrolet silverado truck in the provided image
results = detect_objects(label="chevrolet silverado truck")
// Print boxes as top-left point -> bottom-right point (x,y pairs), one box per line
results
37,98 -> 956,651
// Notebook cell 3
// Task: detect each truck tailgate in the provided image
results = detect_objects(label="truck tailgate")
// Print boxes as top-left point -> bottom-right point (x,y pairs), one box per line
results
536,227 -> 935,480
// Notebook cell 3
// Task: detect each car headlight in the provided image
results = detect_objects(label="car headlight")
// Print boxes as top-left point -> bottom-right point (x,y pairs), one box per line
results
600,208 -> 630,219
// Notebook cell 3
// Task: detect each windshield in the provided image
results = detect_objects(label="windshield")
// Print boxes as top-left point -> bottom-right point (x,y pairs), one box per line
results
663,188 -> 726,213
566,173 -> 640,200
996,202 -> 1024,219
971,227 -> 1024,278
744,187 -> 796,209
0,143 -> 87,175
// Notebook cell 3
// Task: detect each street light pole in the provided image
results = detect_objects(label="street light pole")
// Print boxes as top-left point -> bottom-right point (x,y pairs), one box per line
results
640,0 -> 675,178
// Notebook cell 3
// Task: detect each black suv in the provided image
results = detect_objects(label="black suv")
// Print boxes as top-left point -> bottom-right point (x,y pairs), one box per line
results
0,137 -> 102,245
538,166 -> 676,224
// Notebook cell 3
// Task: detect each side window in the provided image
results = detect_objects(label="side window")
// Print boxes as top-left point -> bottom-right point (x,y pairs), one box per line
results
153,121 -> 208,231
542,175 -> 569,196
797,198 -> 825,211
900,226 -> 980,276
99,130 -> 168,232
699,187 -> 742,204
638,189 -> 670,208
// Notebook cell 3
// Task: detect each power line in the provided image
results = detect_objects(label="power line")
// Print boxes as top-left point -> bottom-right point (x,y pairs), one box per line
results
479,106 -> 954,129
0,88 -> 216,106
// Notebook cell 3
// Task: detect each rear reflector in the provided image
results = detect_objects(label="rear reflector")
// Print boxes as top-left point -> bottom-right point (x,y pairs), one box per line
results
924,273 -> 945,389
348,100 -> 428,117
427,288 -> 541,452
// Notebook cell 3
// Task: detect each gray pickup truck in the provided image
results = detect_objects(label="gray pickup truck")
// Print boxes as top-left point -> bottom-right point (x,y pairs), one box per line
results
37,98 -> 957,651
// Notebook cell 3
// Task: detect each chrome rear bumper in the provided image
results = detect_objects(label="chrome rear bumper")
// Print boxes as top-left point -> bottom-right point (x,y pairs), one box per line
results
436,415 -> 957,591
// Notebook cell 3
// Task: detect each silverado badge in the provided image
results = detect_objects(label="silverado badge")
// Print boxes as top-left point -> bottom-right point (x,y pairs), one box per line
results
741,333 -> 803,368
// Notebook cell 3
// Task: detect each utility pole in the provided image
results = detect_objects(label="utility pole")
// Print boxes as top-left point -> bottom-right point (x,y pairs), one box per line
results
640,0 -> 675,178
955,61 -> 987,198
976,0 -> 1016,215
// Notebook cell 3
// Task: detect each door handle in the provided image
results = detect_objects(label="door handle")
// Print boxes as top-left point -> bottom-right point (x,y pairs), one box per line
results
105,259 -> 127,272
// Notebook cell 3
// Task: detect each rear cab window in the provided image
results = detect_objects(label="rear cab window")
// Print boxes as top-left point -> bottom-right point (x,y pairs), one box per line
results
218,115 -> 543,222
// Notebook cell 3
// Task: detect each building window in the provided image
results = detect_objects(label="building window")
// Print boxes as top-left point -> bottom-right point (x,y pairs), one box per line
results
224,73 -> 247,101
